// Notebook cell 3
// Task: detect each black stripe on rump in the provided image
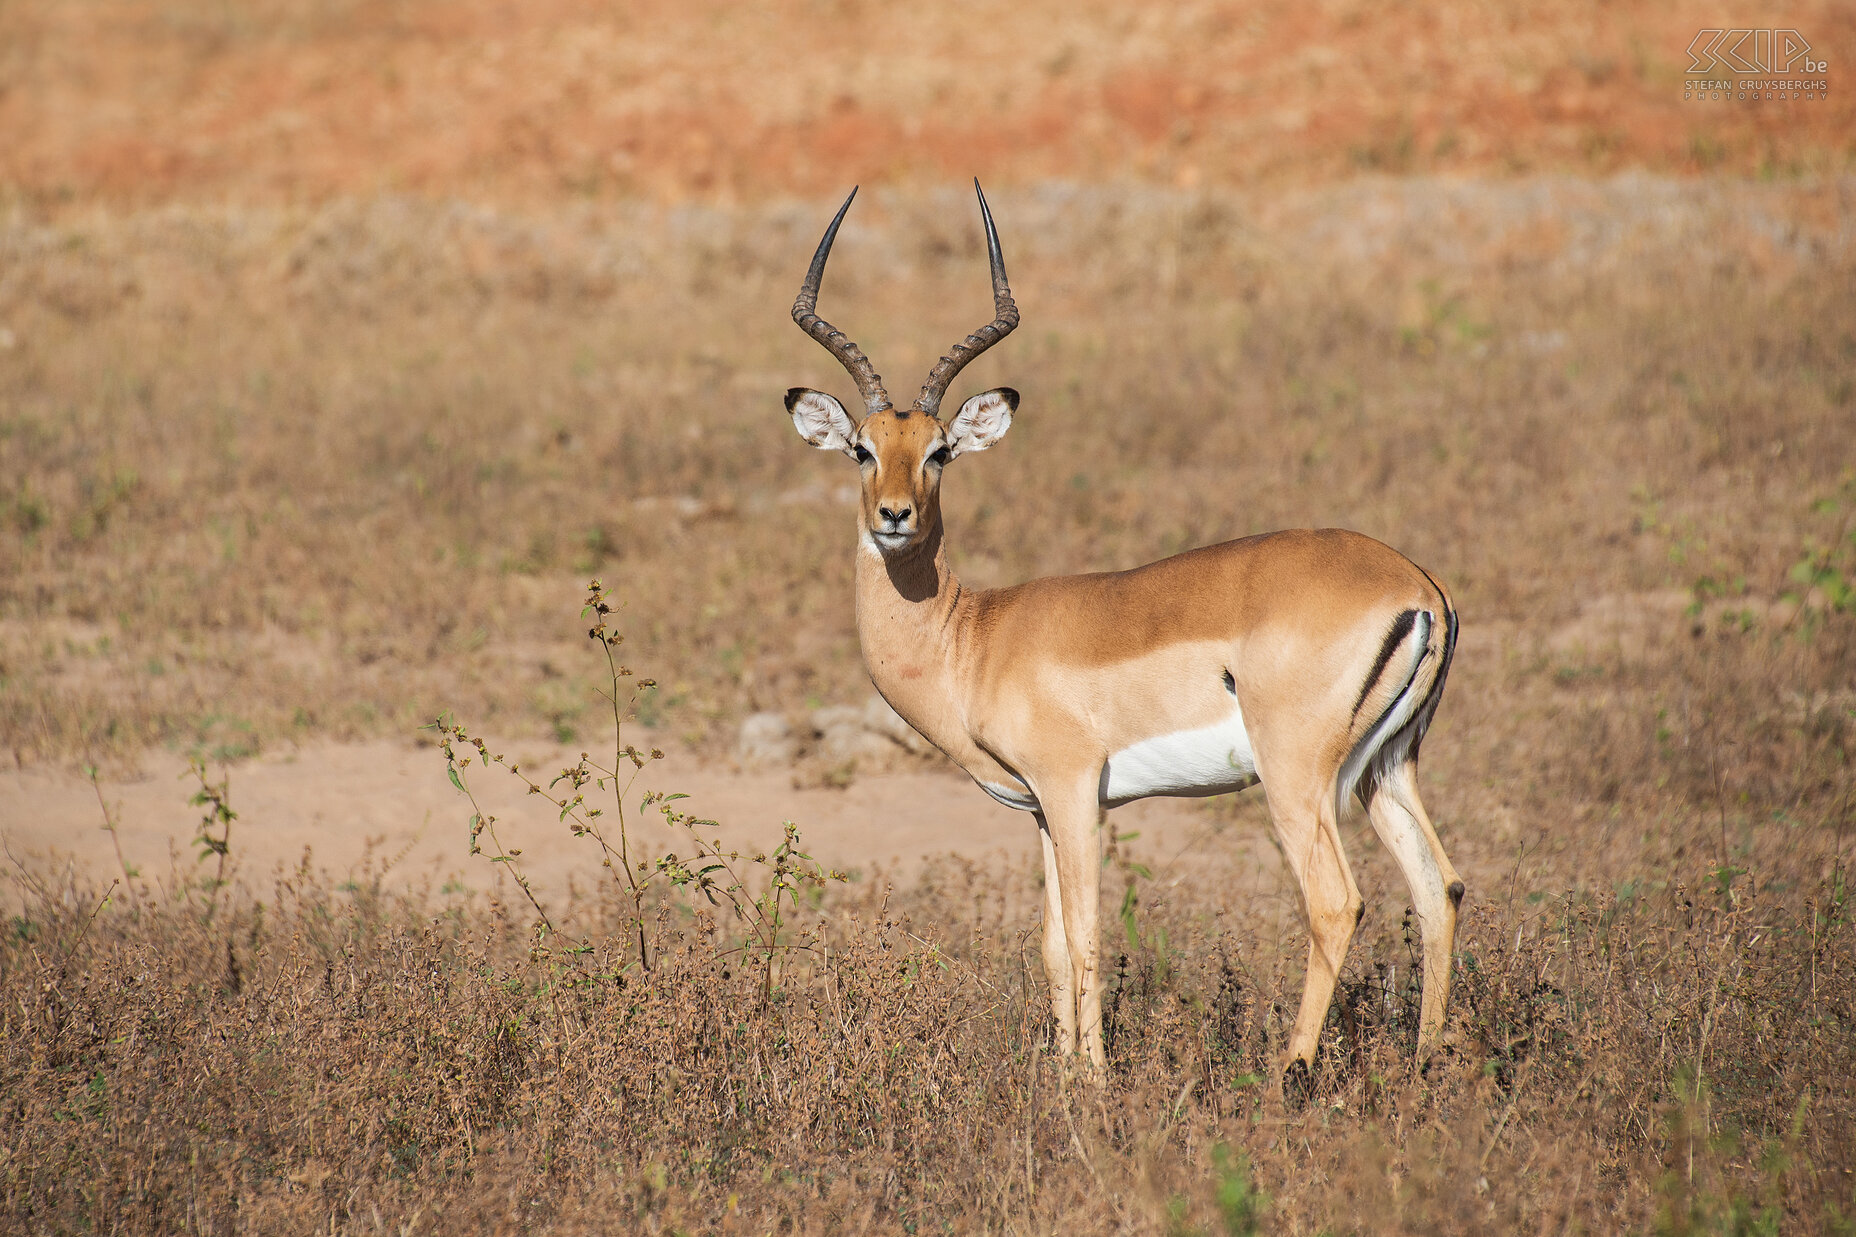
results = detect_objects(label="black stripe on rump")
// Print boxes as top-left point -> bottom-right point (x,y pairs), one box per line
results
1407,565 -> 1459,763
1352,609 -> 1419,721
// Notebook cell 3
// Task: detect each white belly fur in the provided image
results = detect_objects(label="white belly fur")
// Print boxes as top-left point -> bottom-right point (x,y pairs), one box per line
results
1104,703 -> 1259,806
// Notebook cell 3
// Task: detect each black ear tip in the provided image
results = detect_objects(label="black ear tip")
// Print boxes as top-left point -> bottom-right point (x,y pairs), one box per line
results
998,387 -> 1020,412
784,387 -> 808,412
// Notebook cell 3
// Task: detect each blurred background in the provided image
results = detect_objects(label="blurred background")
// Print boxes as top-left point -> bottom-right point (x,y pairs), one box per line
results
1,0 -> 1850,772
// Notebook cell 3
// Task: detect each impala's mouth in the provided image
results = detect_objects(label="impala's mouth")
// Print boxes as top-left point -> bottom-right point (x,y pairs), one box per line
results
870,527 -> 916,552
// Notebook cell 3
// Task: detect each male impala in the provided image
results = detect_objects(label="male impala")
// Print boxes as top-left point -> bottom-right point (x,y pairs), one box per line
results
785,183 -> 1464,1073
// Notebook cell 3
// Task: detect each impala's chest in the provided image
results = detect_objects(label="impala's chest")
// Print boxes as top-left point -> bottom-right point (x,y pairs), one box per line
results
922,718 -> 1045,814
857,614 -> 1036,807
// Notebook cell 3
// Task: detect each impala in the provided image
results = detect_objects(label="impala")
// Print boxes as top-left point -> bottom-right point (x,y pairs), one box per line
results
785,183 -> 1463,1073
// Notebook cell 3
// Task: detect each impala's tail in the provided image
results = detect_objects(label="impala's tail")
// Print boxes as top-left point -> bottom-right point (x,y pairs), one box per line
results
1334,591 -> 1458,821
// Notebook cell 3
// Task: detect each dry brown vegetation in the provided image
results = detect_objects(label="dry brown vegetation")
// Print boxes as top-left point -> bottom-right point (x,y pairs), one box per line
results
5,1 -> 1856,1230
3,571 -> 1853,1231
3,178 -> 1853,766
4,171 -> 1856,1230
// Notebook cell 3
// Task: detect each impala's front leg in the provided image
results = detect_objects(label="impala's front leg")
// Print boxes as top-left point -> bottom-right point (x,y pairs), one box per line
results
1034,814 -> 1076,1053
1044,778 -> 1108,1069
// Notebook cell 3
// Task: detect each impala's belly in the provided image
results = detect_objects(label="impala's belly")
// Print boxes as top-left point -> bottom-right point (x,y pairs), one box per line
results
1103,703 -> 1259,806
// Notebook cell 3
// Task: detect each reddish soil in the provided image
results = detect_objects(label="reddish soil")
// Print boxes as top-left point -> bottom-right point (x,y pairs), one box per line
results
2,0 -> 1848,209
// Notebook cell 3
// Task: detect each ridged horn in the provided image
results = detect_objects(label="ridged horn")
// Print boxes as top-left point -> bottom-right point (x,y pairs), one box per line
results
915,179 -> 1019,418
792,187 -> 891,417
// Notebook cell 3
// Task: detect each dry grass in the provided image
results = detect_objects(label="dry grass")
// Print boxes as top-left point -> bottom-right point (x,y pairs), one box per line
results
7,304 -> 1856,1224
3,156 -> 1856,1237
3,763 -> 1851,1232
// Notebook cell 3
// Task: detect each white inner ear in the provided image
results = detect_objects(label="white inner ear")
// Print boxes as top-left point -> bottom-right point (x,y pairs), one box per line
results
947,389 -> 1015,457
789,389 -> 858,454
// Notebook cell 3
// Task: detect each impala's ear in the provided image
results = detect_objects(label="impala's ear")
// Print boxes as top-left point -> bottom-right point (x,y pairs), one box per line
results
785,388 -> 858,455
946,387 -> 1018,457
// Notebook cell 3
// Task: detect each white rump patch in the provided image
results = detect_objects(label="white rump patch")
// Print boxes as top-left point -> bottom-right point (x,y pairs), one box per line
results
1103,704 -> 1259,807
1335,610 -> 1433,821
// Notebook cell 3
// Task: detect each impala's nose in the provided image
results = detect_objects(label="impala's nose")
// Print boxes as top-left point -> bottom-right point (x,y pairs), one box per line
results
878,504 -> 913,528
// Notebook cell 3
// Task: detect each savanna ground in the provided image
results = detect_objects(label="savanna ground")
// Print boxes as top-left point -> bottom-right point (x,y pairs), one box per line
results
3,0 -> 1856,1232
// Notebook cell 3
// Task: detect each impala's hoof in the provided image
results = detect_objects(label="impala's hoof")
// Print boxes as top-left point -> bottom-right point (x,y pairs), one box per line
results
1052,1051 -> 1107,1088
1280,1057 -> 1315,1109
1415,1028 -> 1462,1076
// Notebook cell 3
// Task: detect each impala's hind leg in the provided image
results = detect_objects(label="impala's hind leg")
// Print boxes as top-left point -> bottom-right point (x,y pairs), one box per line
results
1365,759 -> 1463,1059
1267,785 -> 1365,1070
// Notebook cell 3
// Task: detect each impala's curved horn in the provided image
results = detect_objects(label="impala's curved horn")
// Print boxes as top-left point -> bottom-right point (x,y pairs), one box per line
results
792,187 -> 891,417
915,179 -> 1020,418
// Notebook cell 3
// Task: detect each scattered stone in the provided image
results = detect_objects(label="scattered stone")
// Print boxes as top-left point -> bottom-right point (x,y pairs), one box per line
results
862,694 -> 932,755
737,711 -> 798,769
744,696 -> 938,782
811,704 -> 894,767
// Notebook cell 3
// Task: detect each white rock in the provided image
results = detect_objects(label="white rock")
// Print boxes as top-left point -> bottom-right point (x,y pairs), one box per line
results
737,712 -> 798,769
808,704 -> 866,736
862,694 -> 931,754
807,705 -> 879,766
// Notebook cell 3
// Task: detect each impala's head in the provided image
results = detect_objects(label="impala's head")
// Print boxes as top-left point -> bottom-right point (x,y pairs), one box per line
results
786,182 -> 1019,558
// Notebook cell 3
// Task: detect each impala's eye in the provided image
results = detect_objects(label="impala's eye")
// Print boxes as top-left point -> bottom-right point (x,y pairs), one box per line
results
854,444 -> 874,466
928,446 -> 952,467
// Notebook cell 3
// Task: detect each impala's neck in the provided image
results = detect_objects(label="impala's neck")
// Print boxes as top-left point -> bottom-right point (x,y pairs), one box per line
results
854,512 -> 969,741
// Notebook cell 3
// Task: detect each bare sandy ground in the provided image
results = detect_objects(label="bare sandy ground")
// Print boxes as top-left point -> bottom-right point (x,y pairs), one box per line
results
0,739 -> 1277,912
